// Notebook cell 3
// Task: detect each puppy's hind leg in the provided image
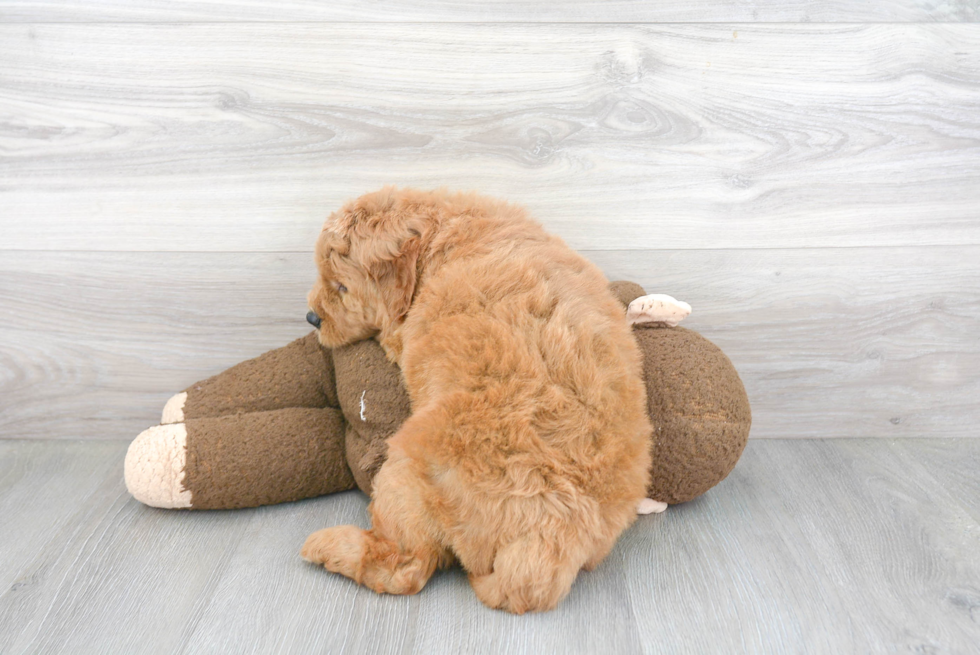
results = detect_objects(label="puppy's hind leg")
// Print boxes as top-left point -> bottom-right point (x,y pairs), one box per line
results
302,452 -> 450,595
468,535 -> 587,614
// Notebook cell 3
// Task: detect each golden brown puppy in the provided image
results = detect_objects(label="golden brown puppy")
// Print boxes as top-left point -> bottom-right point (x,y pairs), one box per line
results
301,187 -> 652,613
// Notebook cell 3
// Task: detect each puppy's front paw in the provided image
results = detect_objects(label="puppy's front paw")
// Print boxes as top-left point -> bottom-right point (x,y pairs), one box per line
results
301,525 -> 367,578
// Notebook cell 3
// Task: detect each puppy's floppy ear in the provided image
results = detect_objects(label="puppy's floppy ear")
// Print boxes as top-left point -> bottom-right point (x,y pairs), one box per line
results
369,229 -> 422,325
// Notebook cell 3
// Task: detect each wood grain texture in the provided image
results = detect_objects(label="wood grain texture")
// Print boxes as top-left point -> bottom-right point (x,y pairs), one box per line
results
622,438 -> 980,653
0,0 -> 977,23
0,440 -> 125,594
0,251 -> 318,441
1,438 -> 978,654
1,247 -> 977,441
891,439 -> 980,524
2,24 -> 979,251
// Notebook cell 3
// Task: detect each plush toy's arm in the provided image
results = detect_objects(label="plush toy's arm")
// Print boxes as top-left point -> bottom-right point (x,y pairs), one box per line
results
626,294 -> 692,327
607,280 -> 692,327
637,498 -> 669,514
628,292 -> 692,515
162,331 -> 338,424
609,280 -> 750,513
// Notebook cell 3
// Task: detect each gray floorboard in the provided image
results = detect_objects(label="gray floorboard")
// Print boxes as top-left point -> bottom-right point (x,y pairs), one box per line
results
1,438 -> 977,654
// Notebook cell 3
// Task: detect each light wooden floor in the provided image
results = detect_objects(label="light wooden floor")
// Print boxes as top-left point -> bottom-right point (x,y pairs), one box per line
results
1,438 -> 978,654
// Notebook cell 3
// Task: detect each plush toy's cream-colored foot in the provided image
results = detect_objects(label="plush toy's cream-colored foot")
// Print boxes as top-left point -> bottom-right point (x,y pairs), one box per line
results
124,423 -> 192,508
161,392 -> 187,424
637,498 -> 668,515
627,294 -> 692,327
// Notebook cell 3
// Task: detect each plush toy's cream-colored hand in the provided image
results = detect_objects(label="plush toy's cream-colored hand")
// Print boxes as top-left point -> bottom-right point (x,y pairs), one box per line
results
626,294 -> 692,327
637,498 -> 668,515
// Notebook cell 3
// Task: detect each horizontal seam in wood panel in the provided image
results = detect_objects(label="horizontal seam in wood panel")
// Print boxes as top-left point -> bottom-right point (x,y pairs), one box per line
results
1,21 -> 977,26
2,436 -> 970,444
4,243 -> 980,255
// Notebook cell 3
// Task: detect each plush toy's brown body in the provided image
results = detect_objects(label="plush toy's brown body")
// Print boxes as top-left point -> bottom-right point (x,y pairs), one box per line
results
125,282 -> 750,510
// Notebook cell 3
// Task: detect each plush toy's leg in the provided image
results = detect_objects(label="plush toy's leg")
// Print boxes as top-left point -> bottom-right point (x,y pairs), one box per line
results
126,407 -> 355,509
162,331 -> 337,424
301,451 -> 452,595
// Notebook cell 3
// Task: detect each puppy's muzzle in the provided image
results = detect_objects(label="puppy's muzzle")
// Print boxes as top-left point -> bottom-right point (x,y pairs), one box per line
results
306,311 -> 322,329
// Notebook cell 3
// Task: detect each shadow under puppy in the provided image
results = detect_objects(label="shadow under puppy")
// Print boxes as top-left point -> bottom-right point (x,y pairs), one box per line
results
300,187 -> 652,614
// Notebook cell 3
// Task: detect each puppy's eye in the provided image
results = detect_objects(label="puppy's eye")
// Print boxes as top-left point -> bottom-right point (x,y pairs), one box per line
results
335,282 -> 348,294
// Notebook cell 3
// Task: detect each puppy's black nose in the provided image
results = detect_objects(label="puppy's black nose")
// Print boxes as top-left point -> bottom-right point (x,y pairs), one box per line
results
306,311 -> 321,329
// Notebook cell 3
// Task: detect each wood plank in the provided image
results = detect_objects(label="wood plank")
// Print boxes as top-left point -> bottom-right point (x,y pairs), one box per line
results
2,24 -> 979,251
1,247 -> 977,440
590,246 -> 980,439
890,438 -> 980,524
623,438 -> 980,653
0,439 -> 285,654
0,251 -> 319,440
0,440 -> 125,594
1,439 -> 978,653
0,0 -> 976,23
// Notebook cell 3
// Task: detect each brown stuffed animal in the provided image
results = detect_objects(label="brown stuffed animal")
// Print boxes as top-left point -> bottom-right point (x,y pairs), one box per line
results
124,282 -> 750,511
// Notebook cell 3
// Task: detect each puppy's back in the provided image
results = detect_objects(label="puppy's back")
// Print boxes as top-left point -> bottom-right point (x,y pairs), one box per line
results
398,202 -> 652,505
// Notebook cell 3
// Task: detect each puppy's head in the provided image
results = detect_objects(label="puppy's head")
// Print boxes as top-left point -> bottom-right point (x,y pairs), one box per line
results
307,187 -> 426,348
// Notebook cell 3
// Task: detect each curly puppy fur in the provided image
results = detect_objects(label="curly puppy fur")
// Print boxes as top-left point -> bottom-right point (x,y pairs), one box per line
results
301,187 -> 652,613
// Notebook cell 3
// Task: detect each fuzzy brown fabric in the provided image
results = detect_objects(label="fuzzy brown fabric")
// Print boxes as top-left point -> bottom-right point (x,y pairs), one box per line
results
182,332 -> 337,419
332,339 -> 411,495
182,407 -> 354,509
607,280 -> 648,309
166,280 -> 748,511
636,326 -> 751,503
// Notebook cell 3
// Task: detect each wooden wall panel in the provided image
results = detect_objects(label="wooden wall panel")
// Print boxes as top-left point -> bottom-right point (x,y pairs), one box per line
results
2,15 -> 977,441
2,24 -> 979,252
2,248 -> 976,440
1,0 -> 976,23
